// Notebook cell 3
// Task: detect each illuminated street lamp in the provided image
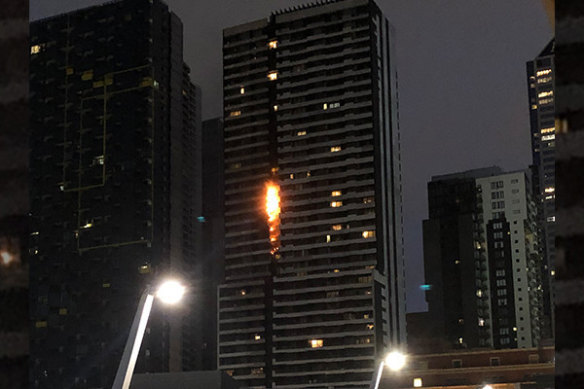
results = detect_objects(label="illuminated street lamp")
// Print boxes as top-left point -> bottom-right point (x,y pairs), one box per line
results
370,351 -> 407,389
111,279 -> 186,389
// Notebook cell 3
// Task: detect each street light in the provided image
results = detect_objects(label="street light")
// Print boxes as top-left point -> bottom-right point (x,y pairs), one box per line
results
111,279 -> 186,389
370,350 -> 407,389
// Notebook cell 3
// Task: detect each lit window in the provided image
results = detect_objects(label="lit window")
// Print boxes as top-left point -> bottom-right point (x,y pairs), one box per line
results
536,69 -> 552,77
329,102 -> 341,109
538,91 -> 553,98
102,283 -> 111,288
330,201 -> 343,207
229,110 -> 241,117
138,264 -> 151,274
267,71 -> 278,81
81,70 -> 94,81
478,318 -> 485,326
413,378 -> 423,388
59,308 -> 68,315
240,289 -> 247,296
544,187 -> 555,193
31,44 -> 42,54
251,367 -> 264,375
531,104 -> 538,110
66,67 -> 74,75
323,103 -> 328,110
367,324 -> 374,330
362,230 -> 375,238
458,337 -> 463,344
30,231 -> 39,236
35,321 -> 48,328
273,105 -> 279,111
330,146 -> 342,152
541,127 -> 555,134
81,221 -> 93,229
364,314 -> 370,319
332,224 -> 343,231
363,197 -> 374,204
240,87 -> 245,94
289,173 -> 295,179
297,130 -> 306,136
551,270 -> 555,276
309,339 -> 324,348
254,334 -> 261,341
306,171 -> 311,177
537,76 -> 552,84
268,40 -> 278,49
230,162 -> 242,169
539,98 -> 553,105
541,134 -> 555,141
547,216 -> 555,222
331,190 -> 342,197
326,235 -> 331,243
94,155 -> 104,165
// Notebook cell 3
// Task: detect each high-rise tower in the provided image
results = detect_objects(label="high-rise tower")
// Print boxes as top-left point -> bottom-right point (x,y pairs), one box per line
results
29,0 -> 201,387
423,168 -> 544,350
218,1 -> 405,387
526,39 -> 555,339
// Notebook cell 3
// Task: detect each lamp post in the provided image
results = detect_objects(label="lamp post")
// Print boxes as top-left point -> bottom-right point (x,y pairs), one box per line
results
370,351 -> 407,389
111,280 -> 186,389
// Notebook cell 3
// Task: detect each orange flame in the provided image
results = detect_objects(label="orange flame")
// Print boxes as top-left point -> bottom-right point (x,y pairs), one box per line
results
265,182 -> 281,256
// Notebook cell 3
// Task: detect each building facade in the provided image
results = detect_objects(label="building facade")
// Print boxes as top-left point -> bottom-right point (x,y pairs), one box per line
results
29,0 -> 201,387
218,0 -> 405,387
423,168 -> 544,351
526,39 -> 554,339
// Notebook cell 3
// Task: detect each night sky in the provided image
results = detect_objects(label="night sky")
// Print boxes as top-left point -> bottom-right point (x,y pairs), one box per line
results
31,0 -> 552,312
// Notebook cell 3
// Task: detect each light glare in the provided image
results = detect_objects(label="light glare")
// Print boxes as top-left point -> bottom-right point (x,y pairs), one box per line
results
156,280 -> 185,304
385,351 -> 406,371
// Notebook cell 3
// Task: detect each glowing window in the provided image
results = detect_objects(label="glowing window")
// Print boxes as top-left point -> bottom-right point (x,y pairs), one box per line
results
544,187 -> 555,193
229,110 -> 241,117
81,70 -> 94,81
329,102 -> 341,109
102,283 -> 111,288
362,230 -> 375,238
326,235 -> 331,243
531,104 -> 538,110
35,321 -> 48,328
330,201 -> 343,208
59,308 -> 68,315
251,367 -> 263,375
268,71 -> 278,81
240,289 -> 247,296
541,134 -> 555,141
478,318 -> 485,326
363,197 -> 374,204
547,216 -> 555,222
541,127 -> 555,134
323,103 -> 328,110
31,45 -> 42,54
537,76 -> 552,84
81,222 -> 93,229
297,131 -> 306,136
254,334 -> 261,341
273,105 -> 278,111
331,190 -> 342,197
536,69 -> 552,76
332,224 -> 342,231
309,339 -> 324,348
138,264 -> 151,274
476,289 -> 483,297
268,40 -> 278,49
538,90 -> 553,98
330,146 -> 342,152
289,173 -> 295,179
367,324 -> 374,330
413,378 -> 423,388
333,269 -> 340,273
240,87 -> 245,94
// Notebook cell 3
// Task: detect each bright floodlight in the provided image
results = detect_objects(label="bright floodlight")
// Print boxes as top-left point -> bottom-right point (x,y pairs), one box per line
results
156,280 -> 185,304
385,351 -> 407,371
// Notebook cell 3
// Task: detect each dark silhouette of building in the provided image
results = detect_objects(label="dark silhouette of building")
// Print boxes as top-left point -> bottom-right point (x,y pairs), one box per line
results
526,39 -> 555,340
218,0 -> 405,387
29,0 -> 201,387
0,0 -> 29,387
423,168 -> 544,351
